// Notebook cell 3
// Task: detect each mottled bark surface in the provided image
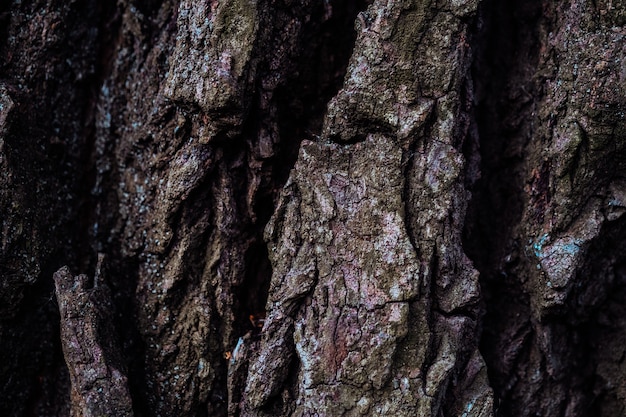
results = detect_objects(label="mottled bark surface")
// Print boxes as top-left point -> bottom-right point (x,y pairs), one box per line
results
243,0 -> 492,415
1,0 -> 625,416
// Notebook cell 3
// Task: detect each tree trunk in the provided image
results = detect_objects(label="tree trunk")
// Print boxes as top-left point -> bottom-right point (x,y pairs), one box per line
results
0,1 -> 625,416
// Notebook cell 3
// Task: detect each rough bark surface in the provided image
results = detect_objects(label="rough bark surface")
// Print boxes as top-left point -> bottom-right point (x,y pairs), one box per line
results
242,0 -> 493,415
54,259 -> 134,417
467,1 -> 626,416
1,0 -> 625,417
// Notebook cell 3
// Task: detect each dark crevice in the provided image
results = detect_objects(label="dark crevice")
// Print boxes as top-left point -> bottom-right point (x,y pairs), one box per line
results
465,0 -> 543,274
402,105 -> 438,257
75,0 -> 122,274
270,0 -> 371,189
464,0 -> 546,411
240,241 -> 272,330
222,4 -> 371,412
328,132 -> 368,144
113,257 -> 151,417
575,216 -> 626,416
235,0 -> 370,342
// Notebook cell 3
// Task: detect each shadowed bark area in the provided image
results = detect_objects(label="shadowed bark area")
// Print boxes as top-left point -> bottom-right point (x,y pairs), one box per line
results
0,1 -> 103,415
467,0 -> 626,416
1,0 -> 626,416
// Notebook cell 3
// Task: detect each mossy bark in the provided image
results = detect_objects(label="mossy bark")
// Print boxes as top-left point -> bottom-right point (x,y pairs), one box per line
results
0,1 -> 625,416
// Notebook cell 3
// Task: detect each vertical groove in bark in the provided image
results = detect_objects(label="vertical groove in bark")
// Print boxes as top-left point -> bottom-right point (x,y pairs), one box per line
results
466,1 -> 544,414
468,0 -> 626,415
0,1 -> 102,416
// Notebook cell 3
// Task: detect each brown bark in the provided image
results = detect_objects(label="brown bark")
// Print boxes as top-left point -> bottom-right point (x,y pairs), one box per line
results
54,258 -> 133,417
467,1 -> 626,415
242,1 -> 492,415
1,1 -> 625,416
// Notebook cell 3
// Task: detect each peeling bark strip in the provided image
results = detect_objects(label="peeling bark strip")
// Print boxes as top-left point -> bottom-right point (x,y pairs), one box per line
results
53,260 -> 133,417
244,0 -> 492,416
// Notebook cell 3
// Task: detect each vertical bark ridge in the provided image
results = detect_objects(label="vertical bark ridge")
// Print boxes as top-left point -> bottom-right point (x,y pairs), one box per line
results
87,1 -> 366,415
244,1 -> 494,415
54,261 -> 134,417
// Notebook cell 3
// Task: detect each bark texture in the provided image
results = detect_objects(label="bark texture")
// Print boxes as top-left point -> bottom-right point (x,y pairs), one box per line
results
54,259 -> 134,417
0,0 -> 625,417
468,1 -> 626,415
243,0 -> 492,415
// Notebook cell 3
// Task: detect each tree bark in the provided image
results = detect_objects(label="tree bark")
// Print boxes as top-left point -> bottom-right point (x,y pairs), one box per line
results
0,1 -> 625,416
468,1 -> 626,415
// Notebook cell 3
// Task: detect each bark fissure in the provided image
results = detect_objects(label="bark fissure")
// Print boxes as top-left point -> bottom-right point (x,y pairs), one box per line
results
467,0 -> 626,415
2,0 -> 626,416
